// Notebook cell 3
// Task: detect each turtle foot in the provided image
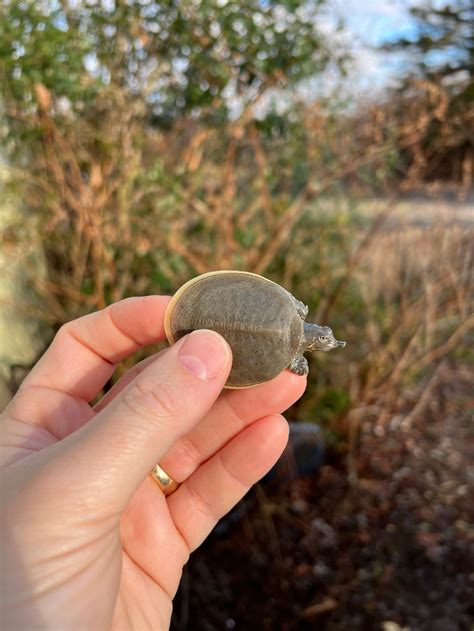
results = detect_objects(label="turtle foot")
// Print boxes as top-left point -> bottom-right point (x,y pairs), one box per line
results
288,356 -> 309,376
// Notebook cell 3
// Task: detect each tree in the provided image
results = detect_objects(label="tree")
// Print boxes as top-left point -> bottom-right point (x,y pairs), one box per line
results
382,0 -> 473,82
0,0 -> 349,321
379,1 -> 473,190
0,0 -> 336,126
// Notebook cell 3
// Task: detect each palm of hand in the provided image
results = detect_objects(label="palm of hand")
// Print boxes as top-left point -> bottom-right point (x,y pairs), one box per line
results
2,408 -> 178,629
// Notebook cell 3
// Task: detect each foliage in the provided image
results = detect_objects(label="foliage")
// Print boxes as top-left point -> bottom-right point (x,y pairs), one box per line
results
378,1 -> 473,191
382,0 -> 473,81
0,0 -> 336,126
0,0 -> 472,443
356,78 -> 473,191
0,0 -> 349,321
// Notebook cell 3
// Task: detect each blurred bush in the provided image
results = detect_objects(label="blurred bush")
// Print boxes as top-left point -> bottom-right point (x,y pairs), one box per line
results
0,0 -> 472,450
0,0 -> 346,312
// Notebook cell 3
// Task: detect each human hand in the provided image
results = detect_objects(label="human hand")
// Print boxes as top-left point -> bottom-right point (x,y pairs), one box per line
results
0,296 -> 306,630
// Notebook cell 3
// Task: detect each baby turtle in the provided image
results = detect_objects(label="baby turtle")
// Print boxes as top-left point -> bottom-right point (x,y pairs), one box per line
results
164,270 -> 346,388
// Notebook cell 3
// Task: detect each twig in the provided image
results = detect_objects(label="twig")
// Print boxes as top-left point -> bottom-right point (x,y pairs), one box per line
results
301,598 -> 338,618
413,315 -> 474,372
401,360 -> 447,430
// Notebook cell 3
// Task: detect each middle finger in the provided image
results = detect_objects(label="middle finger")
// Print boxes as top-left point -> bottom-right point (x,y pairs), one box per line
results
158,370 -> 306,482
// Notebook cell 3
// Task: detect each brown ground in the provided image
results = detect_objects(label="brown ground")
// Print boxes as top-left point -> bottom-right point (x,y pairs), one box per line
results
171,364 -> 473,631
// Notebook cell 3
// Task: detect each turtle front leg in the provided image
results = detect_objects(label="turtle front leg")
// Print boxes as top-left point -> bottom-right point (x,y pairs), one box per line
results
284,290 -> 309,320
293,299 -> 309,321
287,356 -> 309,376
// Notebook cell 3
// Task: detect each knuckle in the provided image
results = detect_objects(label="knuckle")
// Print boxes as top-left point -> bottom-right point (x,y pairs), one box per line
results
218,451 -> 248,489
55,321 -> 84,352
122,376 -> 179,419
176,434 -> 203,470
55,322 -> 71,344
187,480 -> 220,522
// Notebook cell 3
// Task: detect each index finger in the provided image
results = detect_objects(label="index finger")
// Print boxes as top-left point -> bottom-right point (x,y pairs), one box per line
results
22,296 -> 171,402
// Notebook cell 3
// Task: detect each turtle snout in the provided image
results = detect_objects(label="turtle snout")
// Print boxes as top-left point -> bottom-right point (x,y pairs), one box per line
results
335,339 -> 346,348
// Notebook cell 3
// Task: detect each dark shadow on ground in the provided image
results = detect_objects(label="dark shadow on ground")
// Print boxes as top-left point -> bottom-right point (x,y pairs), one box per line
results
171,368 -> 473,631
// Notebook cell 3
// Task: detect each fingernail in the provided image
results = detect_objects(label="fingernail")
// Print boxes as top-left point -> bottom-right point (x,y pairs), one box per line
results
178,330 -> 230,381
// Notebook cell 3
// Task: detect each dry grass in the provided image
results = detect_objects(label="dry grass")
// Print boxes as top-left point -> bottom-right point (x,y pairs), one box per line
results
338,221 -> 473,480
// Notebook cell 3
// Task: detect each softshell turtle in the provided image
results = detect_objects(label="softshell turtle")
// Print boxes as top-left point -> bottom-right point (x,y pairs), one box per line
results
164,270 -> 346,388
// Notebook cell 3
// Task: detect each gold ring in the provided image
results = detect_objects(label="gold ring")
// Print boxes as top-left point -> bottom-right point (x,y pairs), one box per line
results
150,464 -> 180,496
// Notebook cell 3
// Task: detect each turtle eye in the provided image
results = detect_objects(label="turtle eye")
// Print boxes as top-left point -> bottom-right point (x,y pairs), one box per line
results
318,335 -> 328,343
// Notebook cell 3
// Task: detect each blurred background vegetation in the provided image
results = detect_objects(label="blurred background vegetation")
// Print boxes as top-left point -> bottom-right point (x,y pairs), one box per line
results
1,1 -> 473,629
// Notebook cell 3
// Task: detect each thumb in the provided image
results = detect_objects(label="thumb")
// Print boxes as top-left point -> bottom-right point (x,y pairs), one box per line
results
58,329 -> 232,510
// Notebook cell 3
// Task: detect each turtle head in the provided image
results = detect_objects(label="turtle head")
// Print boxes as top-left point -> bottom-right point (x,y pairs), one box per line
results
304,324 -> 346,353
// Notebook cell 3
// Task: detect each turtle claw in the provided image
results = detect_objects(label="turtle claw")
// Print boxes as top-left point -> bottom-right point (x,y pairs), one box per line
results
288,356 -> 309,376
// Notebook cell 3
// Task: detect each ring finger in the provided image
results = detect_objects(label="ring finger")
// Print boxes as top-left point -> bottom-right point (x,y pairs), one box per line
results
159,370 -> 305,482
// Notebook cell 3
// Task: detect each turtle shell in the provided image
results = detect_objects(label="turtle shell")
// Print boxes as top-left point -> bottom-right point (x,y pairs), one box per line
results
164,270 -> 304,388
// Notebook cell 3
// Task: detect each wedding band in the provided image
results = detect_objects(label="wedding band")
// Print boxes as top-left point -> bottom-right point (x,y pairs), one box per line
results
150,464 -> 180,496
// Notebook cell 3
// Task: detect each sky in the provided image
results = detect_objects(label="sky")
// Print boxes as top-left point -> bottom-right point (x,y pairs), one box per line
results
252,0 -> 422,116
324,0 -> 419,95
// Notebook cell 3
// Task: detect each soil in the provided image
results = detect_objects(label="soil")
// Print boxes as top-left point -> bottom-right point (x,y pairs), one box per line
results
171,370 -> 473,631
